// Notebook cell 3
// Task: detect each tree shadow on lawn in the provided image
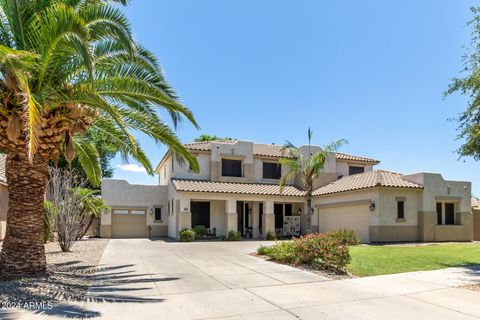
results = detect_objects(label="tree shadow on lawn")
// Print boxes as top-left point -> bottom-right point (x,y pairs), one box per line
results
0,262 -> 176,319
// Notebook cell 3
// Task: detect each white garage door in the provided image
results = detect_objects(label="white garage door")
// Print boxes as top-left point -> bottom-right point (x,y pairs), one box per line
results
319,205 -> 370,243
112,209 -> 147,238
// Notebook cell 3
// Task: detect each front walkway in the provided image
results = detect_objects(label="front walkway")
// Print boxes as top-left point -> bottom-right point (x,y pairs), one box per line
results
13,239 -> 480,319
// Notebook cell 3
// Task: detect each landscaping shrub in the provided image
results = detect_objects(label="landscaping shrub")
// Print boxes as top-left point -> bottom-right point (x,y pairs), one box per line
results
266,231 -> 277,240
257,245 -> 273,255
227,231 -> 241,241
293,233 -> 351,270
193,225 -> 207,237
180,229 -> 196,242
257,233 -> 352,272
325,229 -> 361,246
257,241 -> 296,263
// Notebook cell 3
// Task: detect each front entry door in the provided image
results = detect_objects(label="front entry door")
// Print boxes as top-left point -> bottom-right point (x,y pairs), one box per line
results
237,201 -> 244,236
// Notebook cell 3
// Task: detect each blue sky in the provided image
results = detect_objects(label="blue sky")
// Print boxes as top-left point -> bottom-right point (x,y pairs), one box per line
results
112,0 -> 480,195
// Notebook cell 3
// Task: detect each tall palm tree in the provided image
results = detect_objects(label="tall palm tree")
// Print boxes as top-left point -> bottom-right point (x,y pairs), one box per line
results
0,0 -> 199,276
279,128 -> 346,234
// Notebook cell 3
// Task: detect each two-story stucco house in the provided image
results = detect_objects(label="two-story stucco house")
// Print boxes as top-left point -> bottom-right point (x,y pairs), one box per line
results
100,140 -> 474,242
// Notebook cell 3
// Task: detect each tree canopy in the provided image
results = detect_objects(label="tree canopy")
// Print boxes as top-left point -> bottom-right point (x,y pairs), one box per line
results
446,7 -> 480,160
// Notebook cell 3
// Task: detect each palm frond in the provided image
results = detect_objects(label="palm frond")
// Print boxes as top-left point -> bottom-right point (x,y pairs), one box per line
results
73,136 -> 101,186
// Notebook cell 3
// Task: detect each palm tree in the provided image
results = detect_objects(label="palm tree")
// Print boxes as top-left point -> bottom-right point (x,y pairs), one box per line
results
0,0 -> 199,276
74,188 -> 110,240
279,128 -> 347,234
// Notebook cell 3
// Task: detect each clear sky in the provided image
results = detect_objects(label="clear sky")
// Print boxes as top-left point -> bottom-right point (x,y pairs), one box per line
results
112,0 -> 480,195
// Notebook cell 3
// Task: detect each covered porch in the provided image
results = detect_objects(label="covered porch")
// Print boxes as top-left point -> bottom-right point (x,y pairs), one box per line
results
172,194 -> 305,239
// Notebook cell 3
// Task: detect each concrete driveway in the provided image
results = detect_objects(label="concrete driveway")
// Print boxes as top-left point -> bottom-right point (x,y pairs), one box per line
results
24,239 -> 480,319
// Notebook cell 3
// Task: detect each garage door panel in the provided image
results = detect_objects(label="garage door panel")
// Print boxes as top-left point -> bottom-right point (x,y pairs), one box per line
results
319,205 -> 370,242
112,209 -> 147,238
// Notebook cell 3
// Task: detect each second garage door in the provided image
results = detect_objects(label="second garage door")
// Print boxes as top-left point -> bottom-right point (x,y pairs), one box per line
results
112,208 -> 147,238
318,205 -> 370,243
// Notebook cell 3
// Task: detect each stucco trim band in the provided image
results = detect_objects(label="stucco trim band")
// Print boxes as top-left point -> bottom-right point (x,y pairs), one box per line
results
435,196 -> 462,202
315,199 -> 371,209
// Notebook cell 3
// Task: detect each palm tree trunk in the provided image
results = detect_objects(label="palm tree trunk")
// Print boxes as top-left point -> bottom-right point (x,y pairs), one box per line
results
306,196 -> 312,234
0,153 -> 48,276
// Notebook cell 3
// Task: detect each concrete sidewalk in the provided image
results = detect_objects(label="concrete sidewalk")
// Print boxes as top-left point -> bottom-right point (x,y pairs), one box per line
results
9,239 -> 480,319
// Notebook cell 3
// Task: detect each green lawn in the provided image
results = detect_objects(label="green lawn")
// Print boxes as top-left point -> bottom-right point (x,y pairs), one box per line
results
348,243 -> 480,277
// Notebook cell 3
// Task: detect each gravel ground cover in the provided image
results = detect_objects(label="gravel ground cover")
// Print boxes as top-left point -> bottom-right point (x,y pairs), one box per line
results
0,239 -> 109,304
462,283 -> 480,292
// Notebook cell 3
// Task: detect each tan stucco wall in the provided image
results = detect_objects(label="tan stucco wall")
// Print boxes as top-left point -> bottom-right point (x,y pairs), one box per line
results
149,225 -> 168,237
376,188 -> 422,226
369,226 -> 419,242
474,209 -> 480,241
101,179 -> 168,238
100,225 -> 111,238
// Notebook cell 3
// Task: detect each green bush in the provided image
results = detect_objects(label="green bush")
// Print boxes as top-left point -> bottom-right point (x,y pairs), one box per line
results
257,233 -> 351,272
257,241 -> 296,263
180,229 -> 196,242
193,225 -> 207,237
293,233 -> 351,270
325,229 -> 361,246
257,245 -> 273,255
266,231 -> 277,241
227,230 -> 241,241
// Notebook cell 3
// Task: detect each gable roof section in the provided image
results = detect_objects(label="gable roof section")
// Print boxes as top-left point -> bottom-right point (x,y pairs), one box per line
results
312,170 -> 423,196
183,141 -> 379,163
172,178 -> 306,197
0,154 -> 6,185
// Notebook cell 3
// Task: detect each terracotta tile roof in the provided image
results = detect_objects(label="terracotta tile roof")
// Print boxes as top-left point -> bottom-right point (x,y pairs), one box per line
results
172,178 -> 306,197
335,152 -> 380,164
472,197 -> 480,209
253,143 -> 291,158
183,141 -> 379,163
312,170 -> 423,196
0,153 -> 5,184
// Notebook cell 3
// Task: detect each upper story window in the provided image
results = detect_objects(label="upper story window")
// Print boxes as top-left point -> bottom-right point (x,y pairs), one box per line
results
349,166 -> 364,175
222,159 -> 242,177
263,162 -> 281,179
189,156 -> 198,171
171,157 -> 175,173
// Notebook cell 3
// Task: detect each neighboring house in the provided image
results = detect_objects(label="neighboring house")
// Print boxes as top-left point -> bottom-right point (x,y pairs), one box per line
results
0,154 -> 7,240
101,140 -> 473,242
473,197 -> 480,241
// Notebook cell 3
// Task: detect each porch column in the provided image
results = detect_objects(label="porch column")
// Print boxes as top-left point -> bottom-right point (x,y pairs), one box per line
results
262,200 -> 275,239
252,203 -> 260,238
225,199 -> 237,235
177,197 -> 191,235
